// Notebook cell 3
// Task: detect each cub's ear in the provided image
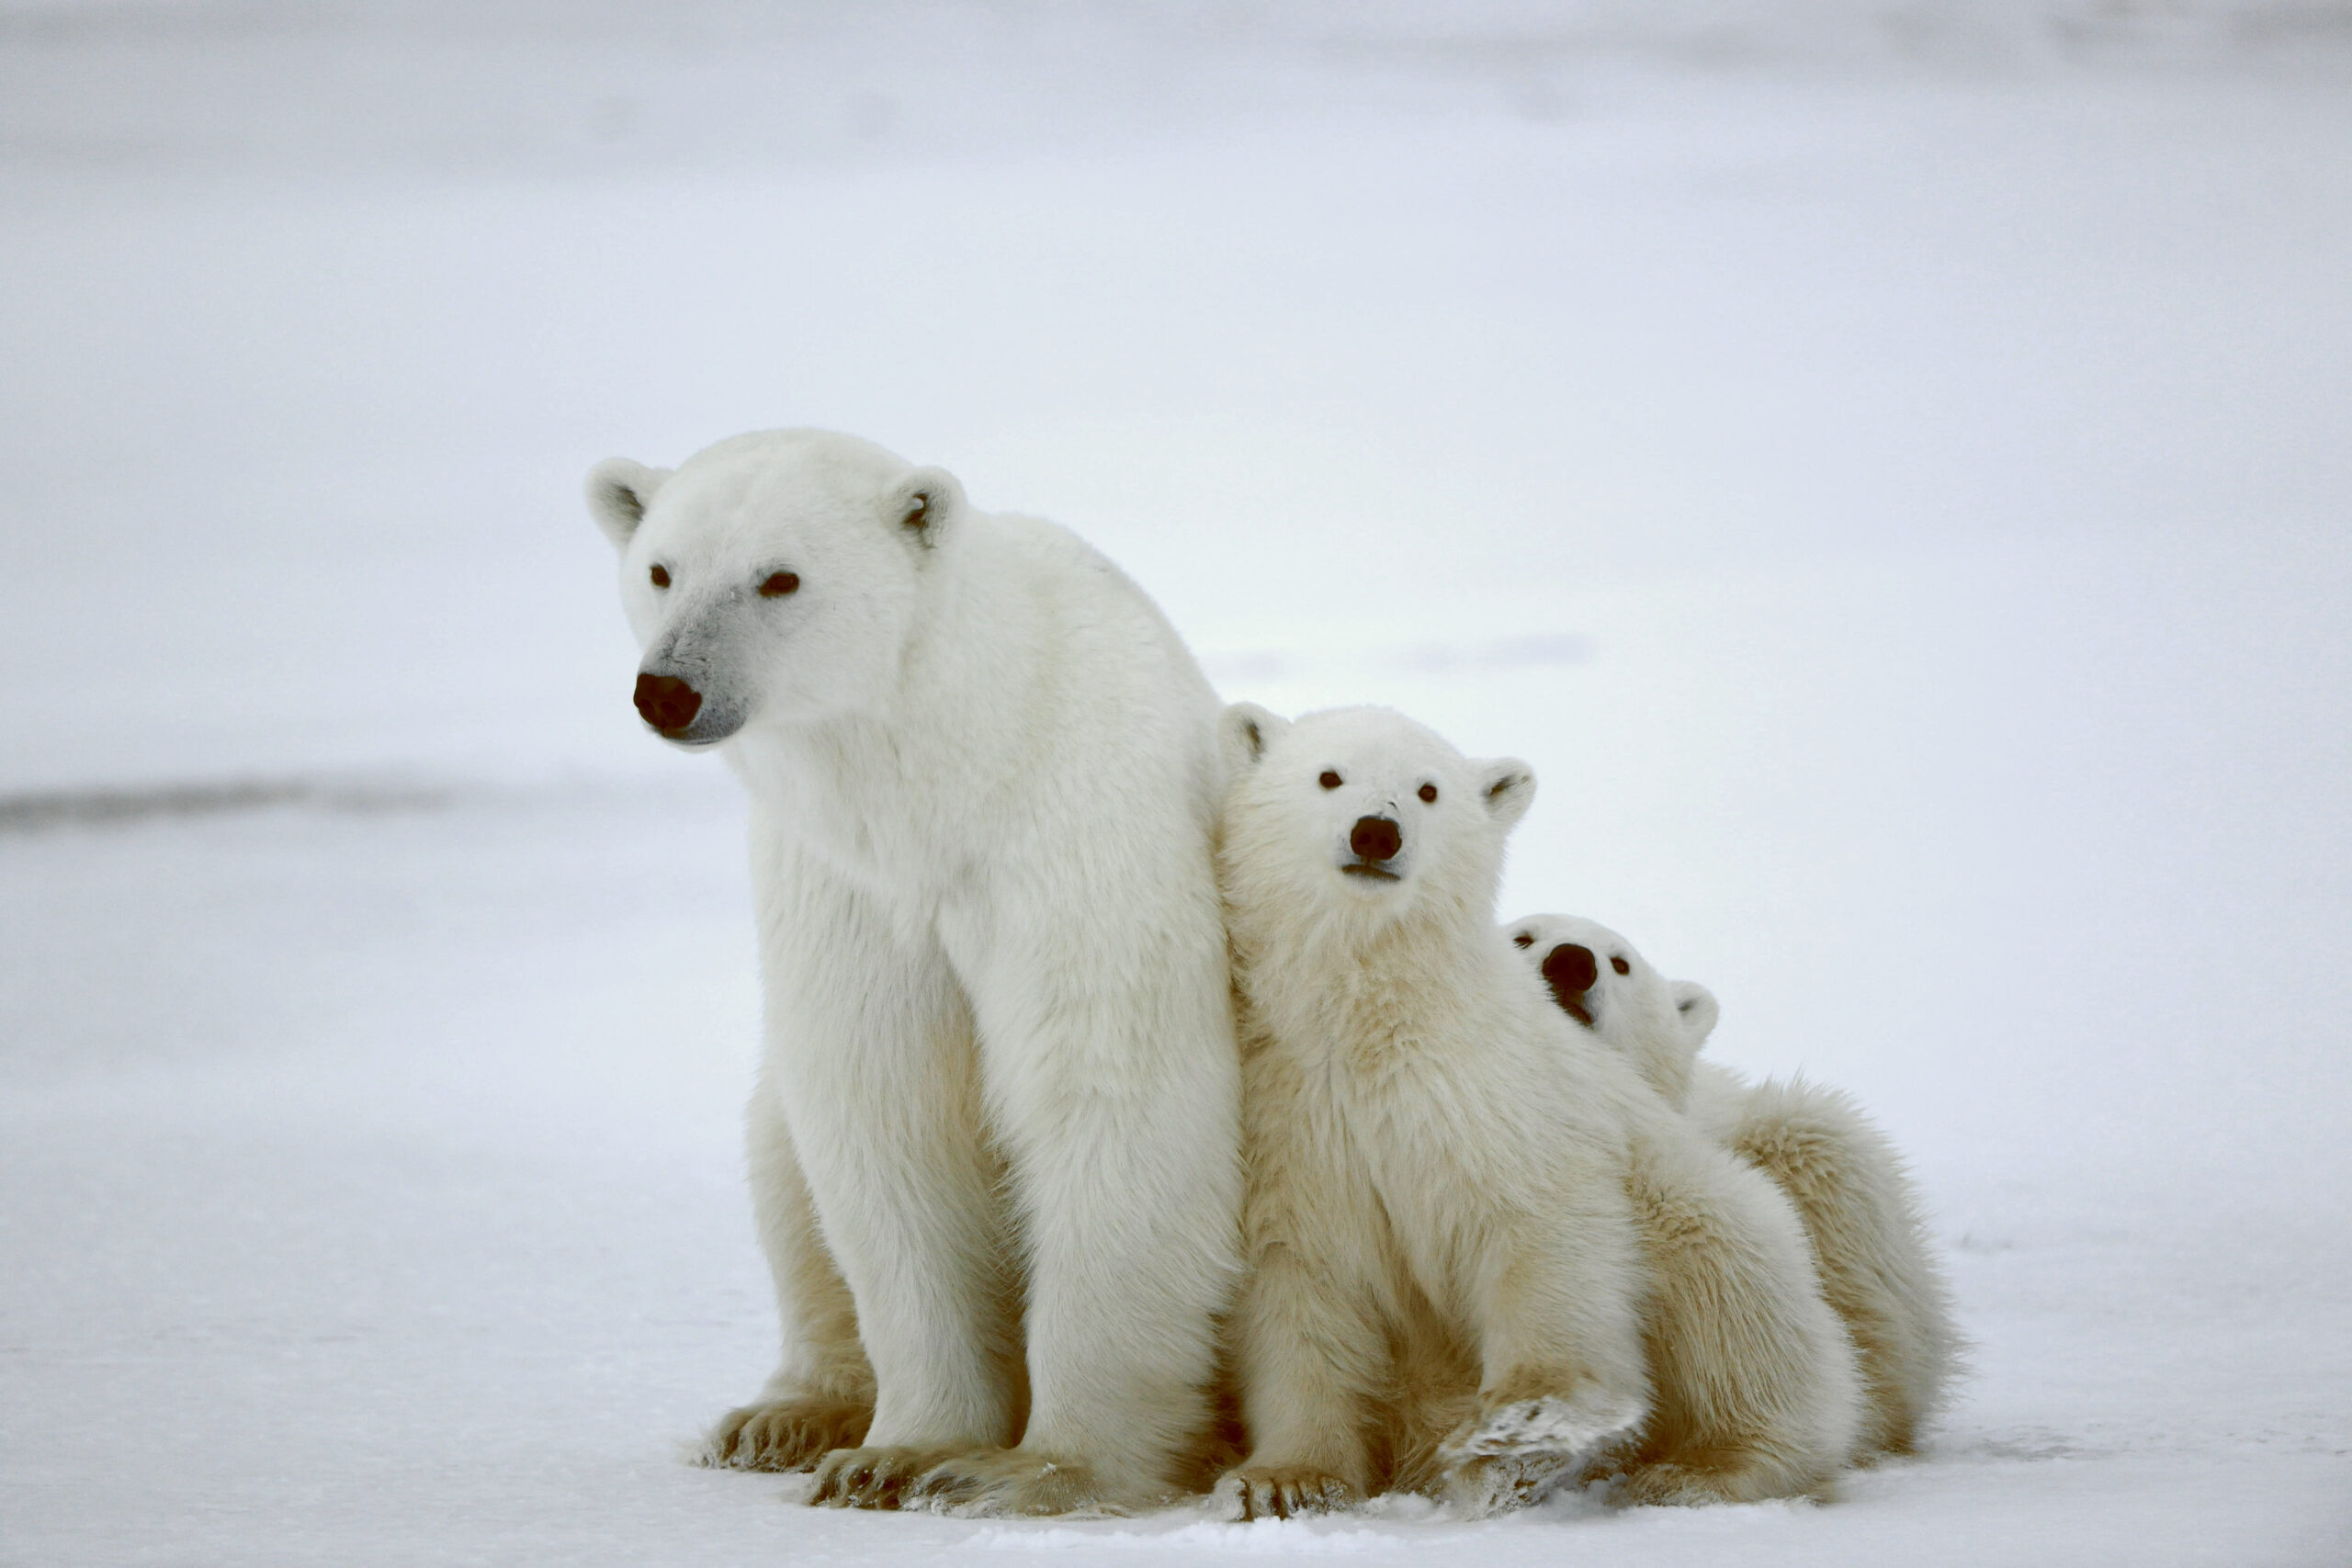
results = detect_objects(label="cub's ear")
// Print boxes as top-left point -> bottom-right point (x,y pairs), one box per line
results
1669,980 -> 1720,1051
891,465 -> 966,549
585,458 -> 672,548
1220,702 -> 1291,778
1476,758 -> 1536,829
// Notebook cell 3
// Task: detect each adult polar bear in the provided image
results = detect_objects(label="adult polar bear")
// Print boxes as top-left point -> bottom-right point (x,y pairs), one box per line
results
585,430 -> 1242,1515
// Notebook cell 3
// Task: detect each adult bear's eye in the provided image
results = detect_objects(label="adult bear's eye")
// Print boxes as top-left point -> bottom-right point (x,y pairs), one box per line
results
1611,955 -> 1631,975
759,571 -> 800,597
649,565 -> 670,588
1319,771 -> 1342,790
1418,783 -> 1438,804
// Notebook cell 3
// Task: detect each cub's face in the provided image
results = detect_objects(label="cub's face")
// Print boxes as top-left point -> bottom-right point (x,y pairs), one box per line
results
1219,703 -> 1533,927
584,430 -> 963,747
1505,912 -> 1718,1060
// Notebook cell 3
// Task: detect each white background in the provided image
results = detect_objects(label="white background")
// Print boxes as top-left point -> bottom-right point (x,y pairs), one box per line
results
2,4 -> 2347,1563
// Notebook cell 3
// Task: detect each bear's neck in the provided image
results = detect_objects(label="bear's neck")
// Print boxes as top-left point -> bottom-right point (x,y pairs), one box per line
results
1234,886 -> 1502,1067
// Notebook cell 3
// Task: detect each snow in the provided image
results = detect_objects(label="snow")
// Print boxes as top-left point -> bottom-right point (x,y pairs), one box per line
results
3,4 -> 2349,1563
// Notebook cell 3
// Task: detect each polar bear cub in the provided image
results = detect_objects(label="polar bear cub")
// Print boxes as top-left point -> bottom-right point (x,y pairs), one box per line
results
585,431 -> 1243,1515
1214,705 -> 1860,1517
1510,914 -> 1721,1112
1508,913 -> 1962,1459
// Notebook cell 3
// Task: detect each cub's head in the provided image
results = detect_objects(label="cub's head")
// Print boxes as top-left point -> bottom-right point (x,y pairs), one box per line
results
1505,912 -> 1718,1108
585,429 -> 966,747
1218,703 -> 1534,940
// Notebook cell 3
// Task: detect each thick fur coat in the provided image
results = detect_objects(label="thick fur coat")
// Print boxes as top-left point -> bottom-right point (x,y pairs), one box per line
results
1508,912 -> 1963,1460
1214,705 -> 1861,1517
587,430 -> 1242,1515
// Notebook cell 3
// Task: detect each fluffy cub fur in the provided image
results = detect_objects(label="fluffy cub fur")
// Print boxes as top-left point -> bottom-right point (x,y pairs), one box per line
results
1214,705 -> 1860,1517
1509,913 -> 1962,1459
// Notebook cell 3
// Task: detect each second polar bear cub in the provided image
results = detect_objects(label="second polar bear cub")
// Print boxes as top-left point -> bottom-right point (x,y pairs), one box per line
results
1215,705 -> 1861,1517
1510,914 -> 1962,1460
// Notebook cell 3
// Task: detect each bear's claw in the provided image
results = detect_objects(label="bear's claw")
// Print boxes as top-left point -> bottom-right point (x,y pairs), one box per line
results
903,1448 -> 1121,1517
703,1396 -> 873,1472
807,1445 -> 960,1508
1211,1465 -> 1361,1521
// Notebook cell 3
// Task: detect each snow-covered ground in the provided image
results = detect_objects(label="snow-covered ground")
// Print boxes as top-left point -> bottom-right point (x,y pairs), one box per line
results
3,5 -> 2348,1563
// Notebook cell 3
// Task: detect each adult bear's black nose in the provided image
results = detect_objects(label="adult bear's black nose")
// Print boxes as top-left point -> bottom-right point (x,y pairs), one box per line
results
634,671 -> 703,737
1542,942 -> 1600,1026
1350,815 -> 1402,863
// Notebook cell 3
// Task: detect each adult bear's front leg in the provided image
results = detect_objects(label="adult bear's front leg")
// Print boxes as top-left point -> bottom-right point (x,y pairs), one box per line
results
759,858 -> 1026,1495
933,884 -> 1245,1514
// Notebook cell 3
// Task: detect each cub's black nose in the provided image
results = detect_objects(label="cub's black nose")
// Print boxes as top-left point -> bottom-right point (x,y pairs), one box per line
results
1542,943 -> 1599,1026
634,671 -> 703,736
1350,815 -> 1402,862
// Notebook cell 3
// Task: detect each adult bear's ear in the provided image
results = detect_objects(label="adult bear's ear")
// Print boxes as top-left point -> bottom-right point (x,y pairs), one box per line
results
1476,758 -> 1535,829
1220,702 -> 1290,778
1670,980 -> 1720,1050
585,458 -> 672,548
890,466 -> 966,550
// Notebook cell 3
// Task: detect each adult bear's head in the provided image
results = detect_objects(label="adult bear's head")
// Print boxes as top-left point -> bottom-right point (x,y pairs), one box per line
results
586,430 -> 966,748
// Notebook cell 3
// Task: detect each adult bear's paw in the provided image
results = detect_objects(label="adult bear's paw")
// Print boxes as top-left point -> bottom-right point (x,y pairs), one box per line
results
1211,1464 -> 1360,1521
807,1445 -> 963,1508
702,1396 -> 873,1472
902,1448 -> 1125,1517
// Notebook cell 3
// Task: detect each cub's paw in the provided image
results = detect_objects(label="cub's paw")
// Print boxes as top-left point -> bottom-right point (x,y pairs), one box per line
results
807,1445 -> 961,1509
703,1396 -> 873,1472
1212,1465 -> 1361,1522
1443,1452 -> 1576,1518
905,1448 -> 1121,1517
1439,1382 -> 1645,1466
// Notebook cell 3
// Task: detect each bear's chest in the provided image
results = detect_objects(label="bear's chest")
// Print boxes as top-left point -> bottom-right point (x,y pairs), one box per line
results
737,731 -> 993,903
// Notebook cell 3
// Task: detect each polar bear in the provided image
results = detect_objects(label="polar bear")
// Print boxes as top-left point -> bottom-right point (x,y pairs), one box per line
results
1508,914 -> 1720,1112
585,430 -> 1242,1515
1507,913 -> 1962,1460
1212,705 -> 1861,1517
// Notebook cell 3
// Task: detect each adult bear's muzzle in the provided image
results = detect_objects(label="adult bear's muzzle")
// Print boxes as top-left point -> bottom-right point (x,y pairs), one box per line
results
634,671 -> 704,738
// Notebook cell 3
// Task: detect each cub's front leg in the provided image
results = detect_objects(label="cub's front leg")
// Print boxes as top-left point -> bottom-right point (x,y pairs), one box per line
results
1214,1056 -> 1386,1521
1442,1179 -> 1652,1510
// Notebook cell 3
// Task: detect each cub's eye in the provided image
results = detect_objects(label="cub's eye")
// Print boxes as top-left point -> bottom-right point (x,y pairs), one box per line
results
1318,771 -> 1342,790
1418,783 -> 1439,804
649,565 -> 670,589
759,571 -> 800,598
1511,931 -> 1534,949
1611,955 -> 1631,975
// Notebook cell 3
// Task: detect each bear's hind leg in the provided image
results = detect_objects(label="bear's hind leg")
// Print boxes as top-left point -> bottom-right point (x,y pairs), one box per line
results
703,1080 -> 875,1472
1724,1078 -> 1962,1460
1622,1140 -> 1863,1504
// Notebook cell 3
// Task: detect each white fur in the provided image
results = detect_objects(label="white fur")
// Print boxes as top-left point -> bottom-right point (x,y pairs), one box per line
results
1507,912 -> 1964,1460
1213,706 -> 1861,1520
1505,913 -> 1717,1111
589,430 -> 1242,1515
